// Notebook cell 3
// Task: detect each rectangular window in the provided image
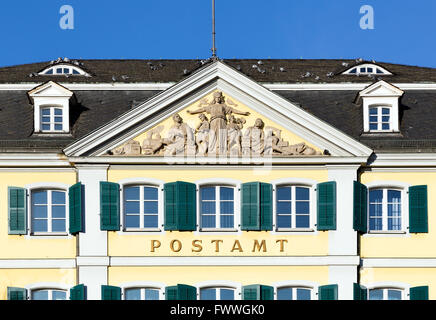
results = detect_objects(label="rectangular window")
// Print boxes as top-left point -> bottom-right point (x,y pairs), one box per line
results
124,186 -> 159,230
40,107 -> 63,132
369,288 -> 402,300
200,288 -> 235,300
277,287 -> 311,300
32,289 -> 67,300
369,188 -> 402,232
368,106 -> 391,132
31,190 -> 66,233
276,186 -> 310,229
125,288 -> 159,300
200,186 -> 235,230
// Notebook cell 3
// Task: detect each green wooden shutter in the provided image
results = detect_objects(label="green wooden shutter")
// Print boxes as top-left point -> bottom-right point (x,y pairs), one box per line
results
260,285 -> 274,300
165,286 -> 178,300
317,181 -> 337,230
353,283 -> 367,300
101,285 -> 121,300
353,181 -> 368,233
409,185 -> 428,233
177,182 -> 196,231
165,285 -> 196,300
318,284 -> 338,300
242,285 -> 261,300
164,182 -> 196,231
100,182 -> 120,231
7,287 -> 27,300
8,187 -> 27,235
69,182 -> 83,234
241,183 -> 260,230
260,183 -> 273,231
410,286 -> 429,300
70,284 -> 86,300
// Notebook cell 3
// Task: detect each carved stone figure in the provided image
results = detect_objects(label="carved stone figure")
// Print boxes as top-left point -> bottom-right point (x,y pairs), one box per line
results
142,125 -> 165,155
227,115 -> 245,157
264,126 -> 322,156
187,91 -> 250,156
195,114 -> 210,156
163,113 -> 195,156
242,118 -> 265,156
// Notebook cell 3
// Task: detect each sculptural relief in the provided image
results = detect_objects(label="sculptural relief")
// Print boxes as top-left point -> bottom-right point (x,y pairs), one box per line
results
110,91 -> 327,158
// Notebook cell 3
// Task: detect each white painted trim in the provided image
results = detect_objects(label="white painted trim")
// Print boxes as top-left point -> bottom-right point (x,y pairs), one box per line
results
0,259 -> 76,269
109,256 -> 360,266
116,177 -> 165,234
63,61 -> 372,158
76,257 -> 110,266
369,153 -> 436,167
362,258 -> 436,268
194,178 -> 241,234
119,281 -> 165,300
195,281 -> 241,300
270,178 -> 318,234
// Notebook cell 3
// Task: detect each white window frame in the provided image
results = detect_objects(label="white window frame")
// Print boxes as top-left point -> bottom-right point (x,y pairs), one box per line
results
368,105 -> 392,132
366,181 -> 410,235
118,178 -> 164,233
196,281 -> 241,300
38,64 -> 90,76
26,283 -> 70,300
120,281 -> 165,300
40,106 -> 64,132
343,64 -> 392,76
366,282 -> 410,300
195,178 -> 241,233
25,182 -> 71,237
273,281 -> 318,300
271,178 -> 317,233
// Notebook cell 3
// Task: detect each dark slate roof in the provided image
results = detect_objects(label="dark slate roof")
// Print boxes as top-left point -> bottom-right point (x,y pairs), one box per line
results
0,58 -> 435,84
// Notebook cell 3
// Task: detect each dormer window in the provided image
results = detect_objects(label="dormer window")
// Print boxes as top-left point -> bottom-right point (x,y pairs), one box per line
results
343,64 -> 392,76
358,81 -> 404,133
28,81 -> 74,134
38,64 -> 89,76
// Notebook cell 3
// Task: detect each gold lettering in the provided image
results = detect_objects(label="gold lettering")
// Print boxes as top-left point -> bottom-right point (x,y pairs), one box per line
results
276,239 -> 288,252
170,239 -> 182,252
211,240 -> 223,253
252,240 -> 267,252
192,240 -> 203,252
151,240 -> 161,252
231,240 -> 243,252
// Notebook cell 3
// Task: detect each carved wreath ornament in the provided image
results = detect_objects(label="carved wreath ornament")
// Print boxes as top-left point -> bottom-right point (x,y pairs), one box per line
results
111,92 -> 326,157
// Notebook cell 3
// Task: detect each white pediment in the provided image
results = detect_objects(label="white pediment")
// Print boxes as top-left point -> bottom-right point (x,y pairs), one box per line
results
28,81 -> 74,102
359,80 -> 404,97
64,61 -> 373,160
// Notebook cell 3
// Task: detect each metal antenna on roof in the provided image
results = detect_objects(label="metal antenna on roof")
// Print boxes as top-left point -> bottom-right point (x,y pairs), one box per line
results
211,0 -> 217,59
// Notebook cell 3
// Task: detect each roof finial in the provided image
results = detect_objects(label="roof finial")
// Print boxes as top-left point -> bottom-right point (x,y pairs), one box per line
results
211,0 -> 218,59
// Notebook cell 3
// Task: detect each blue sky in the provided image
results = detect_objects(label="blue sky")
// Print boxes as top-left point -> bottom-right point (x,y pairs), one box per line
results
0,0 -> 435,68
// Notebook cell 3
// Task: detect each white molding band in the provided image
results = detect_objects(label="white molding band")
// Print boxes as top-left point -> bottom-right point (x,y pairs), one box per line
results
0,259 -> 76,269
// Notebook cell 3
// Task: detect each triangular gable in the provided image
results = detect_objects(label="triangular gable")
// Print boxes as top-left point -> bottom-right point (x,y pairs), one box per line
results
359,80 -> 404,97
28,81 -> 74,103
64,61 -> 373,159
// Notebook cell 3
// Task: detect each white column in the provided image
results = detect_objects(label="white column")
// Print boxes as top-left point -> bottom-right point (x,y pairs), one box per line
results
327,165 -> 360,300
76,164 -> 109,300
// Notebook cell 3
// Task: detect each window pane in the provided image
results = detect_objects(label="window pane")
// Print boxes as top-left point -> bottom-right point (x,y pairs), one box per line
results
45,69 -> 53,75
32,290 -> 49,300
277,288 -> 293,300
369,116 -> 378,122
52,191 -> 65,204
125,289 -> 141,300
382,116 -> 390,122
144,215 -> 158,228
220,215 -> 234,228
124,187 -> 140,200
73,69 -> 80,75
296,187 -> 309,200
125,215 -> 140,228
32,191 -> 47,204
145,289 -> 159,300
33,205 -> 47,218
277,215 -> 292,228
42,116 -> 51,123
276,201 -> 291,214
220,187 -> 234,201
55,116 -> 63,123
143,201 -> 158,214
369,108 -> 378,115
277,187 -> 291,200
220,201 -> 234,214
360,68 -> 366,73
296,201 -> 309,214
388,290 -> 401,300
377,68 -> 384,74
296,288 -> 311,300
52,205 -> 66,218
63,68 -> 69,74
201,187 -> 215,200
369,123 -> 378,130
54,109 -> 62,115
370,217 -> 383,231
200,288 -> 216,300
367,67 -> 373,73
201,202 -> 215,214
382,123 -> 390,130
42,109 -> 51,116
382,108 -> 390,115
56,68 -> 63,74
52,219 -> 66,232
350,68 -> 357,74
125,201 -> 140,214
220,289 -> 234,300
33,219 -> 48,232
42,124 -> 51,131
369,289 -> 383,300
143,187 -> 158,200
52,291 -> 66,300
201,215 -> 215,228
296,215 -> 310,228
369,190 -> 383,203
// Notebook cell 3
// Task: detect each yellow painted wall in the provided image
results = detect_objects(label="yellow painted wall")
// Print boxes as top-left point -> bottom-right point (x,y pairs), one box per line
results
0,171 -> 77,259
109,266 -> 329,287
361,267 -> 435,299
108,168 -> 329,257
360,171 -> 436,258
0,268 -> 76,300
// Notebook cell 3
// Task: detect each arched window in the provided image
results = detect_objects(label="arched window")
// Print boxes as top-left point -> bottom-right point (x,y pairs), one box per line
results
369,187 -> 403,232
40,106 -> 64,132
369,106 -> 391,131
276,286 -> 312,300
124,287 -> 160,300
31,289 -> 67,300
38,64 -> 89,76
369,288 -> 403,300
199,185 -> 236,230
31,189 -> 67,234
200,287 -> 236,300
343,64 -> 392,76
123,185 -> 159,230
276,185 -> 311,230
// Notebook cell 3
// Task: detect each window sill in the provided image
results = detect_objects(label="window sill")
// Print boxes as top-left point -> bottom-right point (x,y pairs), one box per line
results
31,232 -> 69,236
122,228 -> 162,232
199,228 -> 239,232
275,228 -> 315,232
367,230 -> 407,234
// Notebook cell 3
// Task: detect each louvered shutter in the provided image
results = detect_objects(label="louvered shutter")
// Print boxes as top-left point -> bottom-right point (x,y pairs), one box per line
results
101,285 -> 121,300
409,185 -> 428,233
317,182 -> 337,230
8,187 -> 27,235
260,183 -> 273,231
7,287 -> 27,300
353,283 -> 367,300
318,284 -> 338,300
241,183 -> 260,230
242,285 -> 260,300
70,284 -> 86,300
69,182 -> 83,234
100,182 -> 120,231
353,181 -> 368,233
164,182 -> 196,231
410,286 -> 429,300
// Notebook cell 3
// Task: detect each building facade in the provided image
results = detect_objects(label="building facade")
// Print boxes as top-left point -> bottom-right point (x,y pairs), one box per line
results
0,58 -> 435,300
